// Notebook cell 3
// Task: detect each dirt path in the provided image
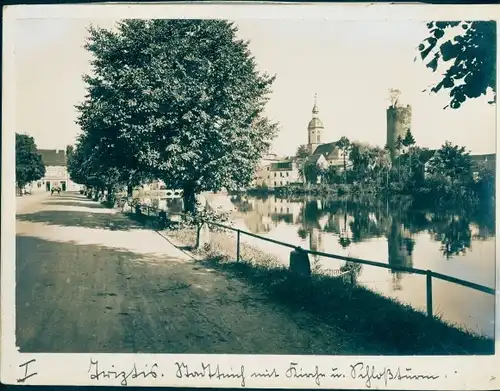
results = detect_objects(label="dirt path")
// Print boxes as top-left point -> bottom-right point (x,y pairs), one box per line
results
16,192 -> 374,354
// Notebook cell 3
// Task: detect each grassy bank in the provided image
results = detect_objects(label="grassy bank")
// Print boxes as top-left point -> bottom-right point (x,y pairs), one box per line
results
163,225 -> 493,355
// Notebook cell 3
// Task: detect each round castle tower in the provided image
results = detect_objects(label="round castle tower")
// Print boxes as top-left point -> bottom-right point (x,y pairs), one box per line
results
307,94 -> 324,155
386,93 -> 412,162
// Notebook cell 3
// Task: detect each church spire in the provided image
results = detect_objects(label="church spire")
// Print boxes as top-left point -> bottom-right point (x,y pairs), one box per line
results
307,93 -> 324,155
312,93 -> 319,116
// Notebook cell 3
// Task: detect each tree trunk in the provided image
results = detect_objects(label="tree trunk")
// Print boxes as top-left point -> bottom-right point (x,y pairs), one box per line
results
195,222 -> 210,249
343,154 -> 347,185
183,182 -> 197,214
106,186 -> 114,206
127,184 -> 133,198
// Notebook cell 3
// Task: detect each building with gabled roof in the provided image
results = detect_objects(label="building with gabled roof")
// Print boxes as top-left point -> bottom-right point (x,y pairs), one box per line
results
38,149 -> 67,166
253,157 -> 301,189
28,147 -> 81,193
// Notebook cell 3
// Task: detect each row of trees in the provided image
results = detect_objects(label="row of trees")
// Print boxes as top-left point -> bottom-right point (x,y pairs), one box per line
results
294,130 -> 495,205
68,19 -> 278,212
15,133 -> 45,195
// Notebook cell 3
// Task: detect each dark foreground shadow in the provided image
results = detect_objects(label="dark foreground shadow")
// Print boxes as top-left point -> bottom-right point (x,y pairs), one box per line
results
42,201 -> 106,209
196,255 -> 495,356
48,195 -> 93,202
16,210 -> 144,231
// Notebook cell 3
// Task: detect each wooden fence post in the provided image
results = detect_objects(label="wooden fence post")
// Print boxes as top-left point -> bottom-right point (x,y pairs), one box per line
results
426,270 -> 433,318
236,230 -> 241,262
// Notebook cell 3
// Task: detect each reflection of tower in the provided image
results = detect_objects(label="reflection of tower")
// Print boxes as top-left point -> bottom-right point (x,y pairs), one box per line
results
307,94 -> 324,155
309,227 -> 323,252
387,90 -> 412,162
387,218 -> 414,290
309,227 -> 324,268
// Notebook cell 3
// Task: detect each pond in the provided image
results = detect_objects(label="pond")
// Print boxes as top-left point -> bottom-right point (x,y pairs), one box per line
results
138,191 -> 496,339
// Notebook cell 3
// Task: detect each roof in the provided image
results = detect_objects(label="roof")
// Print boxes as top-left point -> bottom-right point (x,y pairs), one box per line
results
394,149 -> 436,165
38,149 -> 67,166
420,149 -> 437,163
307,154 -> 325,164
313,142 -> 337,156
308,118 -> 324,129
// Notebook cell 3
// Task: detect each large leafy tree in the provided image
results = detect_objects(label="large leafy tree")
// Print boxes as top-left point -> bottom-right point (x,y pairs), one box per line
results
321,165 -> 339,185
15,133 -> 45,194
77,19 -> 277,212
68,132 -> 122,199
76,22 -> 157,198
426,141 -> 473,187
349,142 -> 377,182
419,21 -> 496,109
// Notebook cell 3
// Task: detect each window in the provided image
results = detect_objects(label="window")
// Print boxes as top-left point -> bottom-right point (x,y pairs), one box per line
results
274,181 -> 277,186
280,181 -> 282,186
267,167 -> 270,171
274,173 -> 277,177
286,172 -> 289,177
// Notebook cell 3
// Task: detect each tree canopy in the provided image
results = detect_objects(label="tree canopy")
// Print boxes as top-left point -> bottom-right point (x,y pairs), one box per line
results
16,133 -> 45,191
73,19 -> 278,211
402,129 -> 416,148
419,21 -> 496,109
426,141 -> 473,187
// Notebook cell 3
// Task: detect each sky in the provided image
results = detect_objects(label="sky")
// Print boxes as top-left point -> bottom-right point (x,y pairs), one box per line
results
14,18 -> 496,157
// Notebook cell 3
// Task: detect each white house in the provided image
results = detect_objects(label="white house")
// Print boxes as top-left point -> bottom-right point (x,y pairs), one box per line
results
253,153 -> 282,188
29,149 -> 80,193
259,159 -> 301,188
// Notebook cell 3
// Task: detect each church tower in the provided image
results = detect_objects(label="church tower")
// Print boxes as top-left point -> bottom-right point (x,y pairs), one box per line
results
307,94 -> 324,155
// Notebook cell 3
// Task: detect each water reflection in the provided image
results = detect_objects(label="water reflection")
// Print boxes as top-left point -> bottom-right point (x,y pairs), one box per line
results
387,219 -> 414,291
227,194 -> 495,337
229,195 -> 495,263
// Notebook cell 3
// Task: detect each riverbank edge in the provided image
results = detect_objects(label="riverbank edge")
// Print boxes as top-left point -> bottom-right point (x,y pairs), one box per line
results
106,199 -> 494,355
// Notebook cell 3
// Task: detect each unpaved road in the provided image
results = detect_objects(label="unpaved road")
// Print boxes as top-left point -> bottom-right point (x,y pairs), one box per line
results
16,192 -> 373,354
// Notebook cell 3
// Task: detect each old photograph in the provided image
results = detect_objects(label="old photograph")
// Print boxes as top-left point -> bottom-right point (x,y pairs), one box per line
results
12,14 -> 496,360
